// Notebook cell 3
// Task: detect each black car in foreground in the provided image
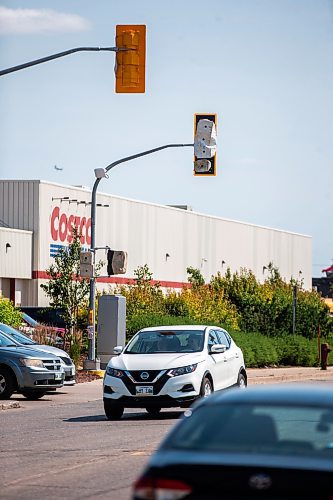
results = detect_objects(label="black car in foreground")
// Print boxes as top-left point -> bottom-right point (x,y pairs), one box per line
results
133,384 -> 333,499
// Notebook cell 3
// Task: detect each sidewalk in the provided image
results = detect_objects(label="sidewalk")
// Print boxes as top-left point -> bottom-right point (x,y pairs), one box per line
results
248,366 -> 333,385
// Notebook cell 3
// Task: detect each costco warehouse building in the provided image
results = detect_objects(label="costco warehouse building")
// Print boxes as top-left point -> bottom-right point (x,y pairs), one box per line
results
0,180 -> 311,307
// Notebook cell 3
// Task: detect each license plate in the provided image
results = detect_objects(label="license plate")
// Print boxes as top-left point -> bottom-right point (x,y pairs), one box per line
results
55,372 -> 63,381
136,386 -> 153,395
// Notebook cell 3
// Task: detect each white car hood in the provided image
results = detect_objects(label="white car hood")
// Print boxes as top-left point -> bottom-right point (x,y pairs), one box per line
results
110,352 -> 205,371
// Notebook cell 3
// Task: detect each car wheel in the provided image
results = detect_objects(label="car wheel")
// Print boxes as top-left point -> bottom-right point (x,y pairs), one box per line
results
0,367 -> 16,400
22,390 -> 47,400
145,407 -> 162,416
200,376 -> 213,398
104,399 -> 124,420
237,373 -> 247,389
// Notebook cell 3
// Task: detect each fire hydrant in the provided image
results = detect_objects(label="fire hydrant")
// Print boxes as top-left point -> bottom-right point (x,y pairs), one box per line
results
320,343 -> 331,370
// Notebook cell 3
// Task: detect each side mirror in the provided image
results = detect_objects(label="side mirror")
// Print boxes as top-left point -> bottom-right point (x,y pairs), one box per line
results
113,345 -> 123,355
209,343 -> 227,354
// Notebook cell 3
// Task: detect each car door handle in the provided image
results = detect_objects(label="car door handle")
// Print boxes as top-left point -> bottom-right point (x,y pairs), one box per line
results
223,357 -> 228,362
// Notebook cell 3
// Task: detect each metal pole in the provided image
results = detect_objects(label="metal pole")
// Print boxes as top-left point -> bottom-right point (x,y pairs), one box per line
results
292,284 -> 297,335
0,47 -> 119,76
86,143 -> 193,366
87,178 -> 101,362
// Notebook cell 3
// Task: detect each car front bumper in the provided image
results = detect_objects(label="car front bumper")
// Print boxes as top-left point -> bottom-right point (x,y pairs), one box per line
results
19,367 -> 64,390
103,369 -> 203,408
63,364 -> 76,385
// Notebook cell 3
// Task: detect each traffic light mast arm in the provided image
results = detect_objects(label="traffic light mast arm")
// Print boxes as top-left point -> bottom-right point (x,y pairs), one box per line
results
0,46 -> 121,77
91,143 -> 194,250
87,142 -> 193,364
105,143 -> 194,174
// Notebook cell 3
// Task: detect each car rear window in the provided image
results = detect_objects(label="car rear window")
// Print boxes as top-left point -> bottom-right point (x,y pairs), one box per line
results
163,403 -> 333,459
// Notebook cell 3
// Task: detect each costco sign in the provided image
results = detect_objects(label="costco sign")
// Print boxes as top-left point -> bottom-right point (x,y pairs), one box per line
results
50,206 -> 91,245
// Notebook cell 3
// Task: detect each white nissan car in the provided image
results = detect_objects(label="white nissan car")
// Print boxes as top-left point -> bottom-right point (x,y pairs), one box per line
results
103,325 -> 247,419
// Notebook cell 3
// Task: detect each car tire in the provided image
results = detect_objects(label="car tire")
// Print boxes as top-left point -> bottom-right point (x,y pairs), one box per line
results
145,407 -> 162,416
200,376 -> 213,398
0,367 -> 16,400
237,373 -> 247,389
104,399 -> 124,420
22,390 -> 47,400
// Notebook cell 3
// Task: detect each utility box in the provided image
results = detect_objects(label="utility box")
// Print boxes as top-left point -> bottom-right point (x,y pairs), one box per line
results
97,295 -> 126,369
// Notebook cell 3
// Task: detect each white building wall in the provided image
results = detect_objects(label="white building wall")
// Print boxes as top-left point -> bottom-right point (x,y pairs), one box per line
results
0,227 -> 32,278
0,179 -> 312,306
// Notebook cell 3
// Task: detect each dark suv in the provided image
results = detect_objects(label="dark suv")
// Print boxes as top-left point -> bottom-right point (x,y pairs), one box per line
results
0,331 -> 64,400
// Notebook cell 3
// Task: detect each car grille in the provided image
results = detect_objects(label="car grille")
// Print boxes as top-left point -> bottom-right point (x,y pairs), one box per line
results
59,356 -> 72,366
127,370 -> 162,382
122,370 -> 169,395
43,359 -> 62,371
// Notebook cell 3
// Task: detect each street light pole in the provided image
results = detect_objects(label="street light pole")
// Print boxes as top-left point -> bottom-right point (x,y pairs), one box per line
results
84,143 -> 193,369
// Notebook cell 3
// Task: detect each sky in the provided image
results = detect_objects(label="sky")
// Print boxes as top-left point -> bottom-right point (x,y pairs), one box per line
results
0,0 -> 332,277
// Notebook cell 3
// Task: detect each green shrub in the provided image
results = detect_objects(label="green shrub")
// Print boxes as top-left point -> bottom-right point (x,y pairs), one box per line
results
232,331 -> 322,368
274,335 -> 319,366
0,296 -> 22,327
232,331 -> 279,367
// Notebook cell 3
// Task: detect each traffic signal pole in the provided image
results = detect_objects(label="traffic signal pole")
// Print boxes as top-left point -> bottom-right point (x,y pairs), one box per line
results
84,143 -> 194,368
0,47 -> 122,77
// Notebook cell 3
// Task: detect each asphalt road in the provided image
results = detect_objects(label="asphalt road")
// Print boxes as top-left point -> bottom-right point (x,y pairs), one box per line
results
2,371 -> 333,500
1,381 -> 183,500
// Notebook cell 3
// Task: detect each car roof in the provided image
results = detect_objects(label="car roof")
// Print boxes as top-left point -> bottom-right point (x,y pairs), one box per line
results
140,325 -> 211,332
197,384 -> 333,408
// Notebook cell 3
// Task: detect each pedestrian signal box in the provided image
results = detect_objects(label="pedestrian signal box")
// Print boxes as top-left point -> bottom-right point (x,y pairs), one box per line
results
193,113 -> 217,176
115,25 -> 146,93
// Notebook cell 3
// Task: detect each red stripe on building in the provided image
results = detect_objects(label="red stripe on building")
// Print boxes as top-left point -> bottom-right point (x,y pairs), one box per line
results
32,271 -> 188,289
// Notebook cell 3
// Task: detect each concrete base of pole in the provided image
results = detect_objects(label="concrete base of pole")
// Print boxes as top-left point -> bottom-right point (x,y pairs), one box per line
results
83,358 -> 101,371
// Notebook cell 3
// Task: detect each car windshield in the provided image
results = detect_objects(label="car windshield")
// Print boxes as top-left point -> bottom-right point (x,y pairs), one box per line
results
163,403 -> 333,459
125,330 -> 205,354
0,332 -> 20,347
0,323 -> 35,345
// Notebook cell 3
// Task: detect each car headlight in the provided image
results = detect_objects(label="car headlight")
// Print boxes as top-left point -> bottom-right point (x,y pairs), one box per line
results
106,366 -> 124,378
20,358 -> 45,368
168,364 -> 198,377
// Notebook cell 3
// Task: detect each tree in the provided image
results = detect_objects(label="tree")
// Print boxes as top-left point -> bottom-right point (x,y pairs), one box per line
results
186,267 -> 205,287
40,229 -> 102,333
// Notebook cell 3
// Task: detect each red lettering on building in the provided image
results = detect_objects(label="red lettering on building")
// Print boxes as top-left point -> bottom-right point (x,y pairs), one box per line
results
50,206 -> 92,246
86,218 -> 91,245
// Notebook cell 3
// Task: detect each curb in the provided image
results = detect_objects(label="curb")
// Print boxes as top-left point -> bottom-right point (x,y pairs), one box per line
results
83,369 -> 104,378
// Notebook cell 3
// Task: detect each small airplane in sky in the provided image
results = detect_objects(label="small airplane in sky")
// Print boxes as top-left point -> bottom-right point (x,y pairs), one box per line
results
54,165 -> 63,171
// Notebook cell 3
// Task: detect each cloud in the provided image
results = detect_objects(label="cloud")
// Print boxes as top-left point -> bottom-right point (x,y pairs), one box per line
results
0,7 -> 91,35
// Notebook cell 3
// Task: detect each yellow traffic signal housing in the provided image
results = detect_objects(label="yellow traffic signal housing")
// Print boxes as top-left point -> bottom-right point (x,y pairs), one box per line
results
115,25 -> 146,93
194,113 -> 217,176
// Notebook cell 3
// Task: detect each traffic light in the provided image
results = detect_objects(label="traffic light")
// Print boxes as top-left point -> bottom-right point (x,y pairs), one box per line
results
193,113 -> 217,176
107,250 -> 128,275
115,25 -> 146,93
